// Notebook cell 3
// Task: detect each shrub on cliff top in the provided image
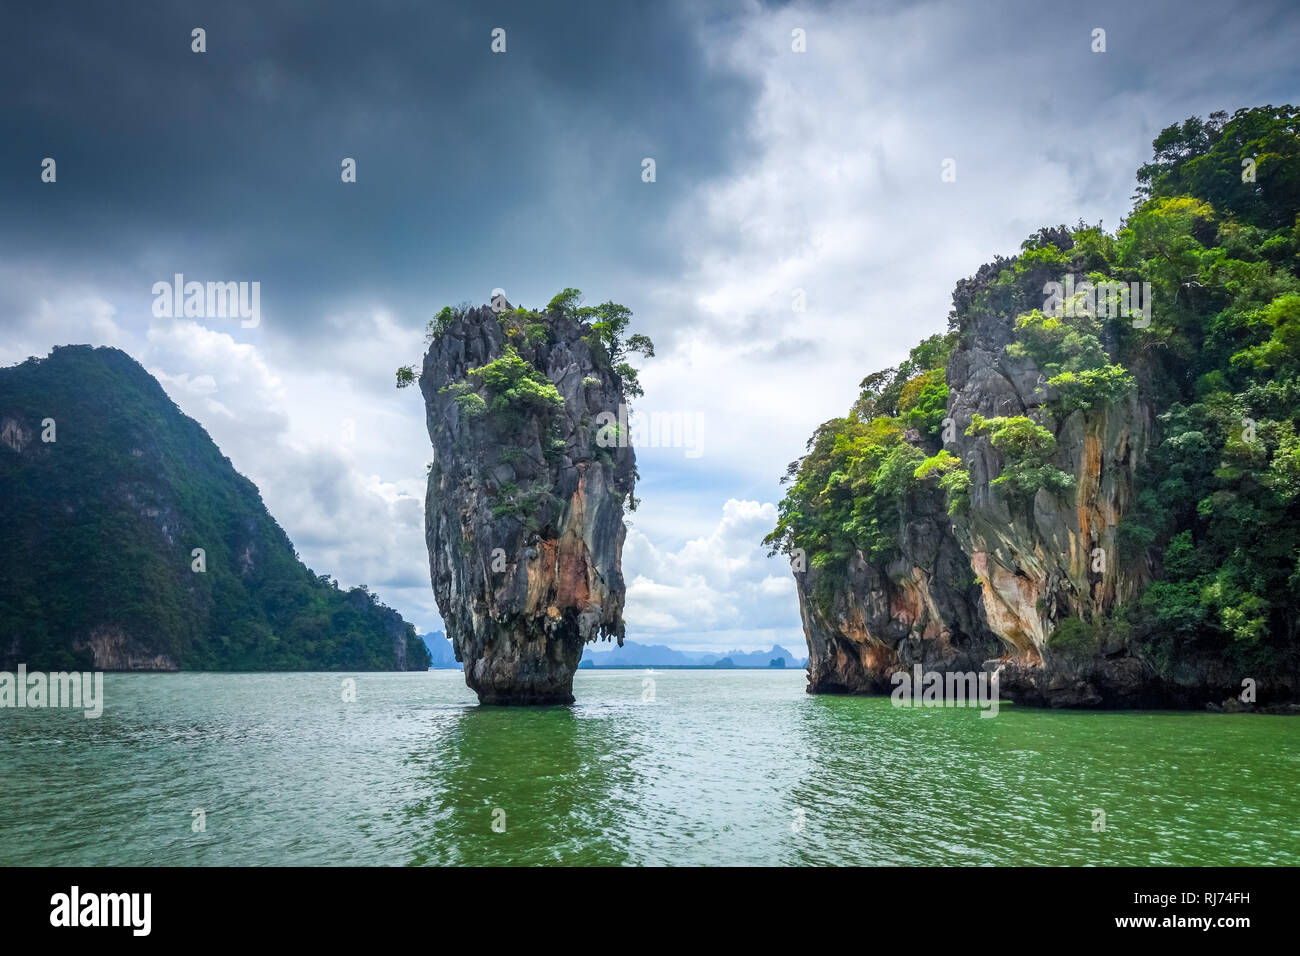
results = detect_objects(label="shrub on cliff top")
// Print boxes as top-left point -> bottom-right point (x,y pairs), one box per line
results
549,288 -> 655,399
398,289 -> 654,407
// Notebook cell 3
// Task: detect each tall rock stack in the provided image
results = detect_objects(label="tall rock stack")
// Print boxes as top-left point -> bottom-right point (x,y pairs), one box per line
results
420,301 -> 636,704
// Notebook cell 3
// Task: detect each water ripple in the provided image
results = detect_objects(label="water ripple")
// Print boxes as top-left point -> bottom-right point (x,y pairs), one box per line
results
0,671 -> 1296,865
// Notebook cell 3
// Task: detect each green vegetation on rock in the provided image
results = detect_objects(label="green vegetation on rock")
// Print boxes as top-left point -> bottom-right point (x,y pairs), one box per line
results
764,333 -> 965,575
966,414 -> 1074,499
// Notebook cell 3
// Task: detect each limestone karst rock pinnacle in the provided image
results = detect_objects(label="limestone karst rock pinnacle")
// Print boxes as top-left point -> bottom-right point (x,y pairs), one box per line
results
420,299 -> 637,704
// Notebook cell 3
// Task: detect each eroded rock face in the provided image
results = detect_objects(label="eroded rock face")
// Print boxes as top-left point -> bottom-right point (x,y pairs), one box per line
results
420,303 -> 635,704
793,279 -> 1283,707
75,626 -> 178,671
940,295 -> 1158,705
798,484 -> 1001,695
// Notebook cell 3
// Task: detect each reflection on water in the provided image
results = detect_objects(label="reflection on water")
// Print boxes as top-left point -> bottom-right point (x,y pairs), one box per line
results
401,704 -> 637,865
0,670 -> 1295,865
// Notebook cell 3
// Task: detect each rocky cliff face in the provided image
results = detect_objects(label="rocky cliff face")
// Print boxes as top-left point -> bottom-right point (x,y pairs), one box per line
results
797,482 -> 1000,695
420,302 -> 635,704
792,263 -> 1287,708
794,317 -> 1164,704
941,292 -> 1155,705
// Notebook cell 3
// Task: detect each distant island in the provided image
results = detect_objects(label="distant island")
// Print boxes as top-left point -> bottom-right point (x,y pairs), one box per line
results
420,631 -> 460,668
577,640 -> 807,669
421,631 -> 808,671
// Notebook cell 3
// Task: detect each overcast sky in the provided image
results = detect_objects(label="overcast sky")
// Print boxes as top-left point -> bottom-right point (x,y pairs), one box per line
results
2,0 -> 1297,651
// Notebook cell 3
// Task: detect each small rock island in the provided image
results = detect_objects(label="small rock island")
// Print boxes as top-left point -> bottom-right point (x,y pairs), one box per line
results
415,291 -> 651,704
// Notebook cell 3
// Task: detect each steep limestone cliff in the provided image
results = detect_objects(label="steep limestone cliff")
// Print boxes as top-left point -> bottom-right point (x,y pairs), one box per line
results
773,132 -> 1300,709
797,483 -> 1000,695
419,299 -> 638,704
782,253 -> 1242,707
940,280 -> 1156,705
784,284 -> 1199,705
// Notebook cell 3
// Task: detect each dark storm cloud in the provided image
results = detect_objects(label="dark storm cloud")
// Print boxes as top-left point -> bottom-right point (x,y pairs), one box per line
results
0,0 -> 757,334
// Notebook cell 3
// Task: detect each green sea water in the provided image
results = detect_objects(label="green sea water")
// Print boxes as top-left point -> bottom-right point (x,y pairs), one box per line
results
1,669 -> 1295,866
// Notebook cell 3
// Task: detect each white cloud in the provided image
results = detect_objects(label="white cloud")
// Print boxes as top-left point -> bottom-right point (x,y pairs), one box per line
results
622,498 -> 802,650
0,267 -> 123,367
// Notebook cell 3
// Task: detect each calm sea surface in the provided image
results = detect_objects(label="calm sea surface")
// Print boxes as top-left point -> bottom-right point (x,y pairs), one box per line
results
1,669 -> 1296,865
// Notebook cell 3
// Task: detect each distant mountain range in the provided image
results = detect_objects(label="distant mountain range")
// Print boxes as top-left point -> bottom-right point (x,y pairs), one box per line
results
578,640 -> 807,669
419,633 -> 804,669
